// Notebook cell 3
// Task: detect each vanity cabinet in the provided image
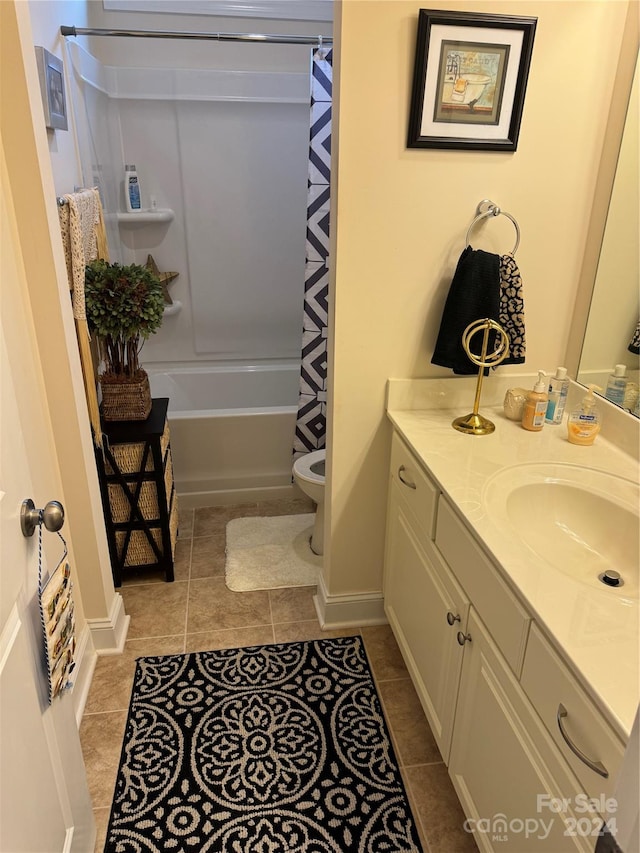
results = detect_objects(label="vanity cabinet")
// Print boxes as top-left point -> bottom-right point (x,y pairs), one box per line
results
383,435 -> 469,761
383,431 -> 626,853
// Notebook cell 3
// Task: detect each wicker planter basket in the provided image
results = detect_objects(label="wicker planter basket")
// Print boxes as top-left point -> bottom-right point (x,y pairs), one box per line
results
100,371 -> 152,421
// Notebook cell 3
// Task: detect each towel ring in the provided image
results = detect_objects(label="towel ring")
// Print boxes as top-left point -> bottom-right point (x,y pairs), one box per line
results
465,199 -> 520,255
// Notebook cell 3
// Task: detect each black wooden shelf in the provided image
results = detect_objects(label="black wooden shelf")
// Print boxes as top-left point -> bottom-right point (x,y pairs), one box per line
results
95,398 -> 177,587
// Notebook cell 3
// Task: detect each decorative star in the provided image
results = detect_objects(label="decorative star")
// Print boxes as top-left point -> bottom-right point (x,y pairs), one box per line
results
146,254 -> 179,304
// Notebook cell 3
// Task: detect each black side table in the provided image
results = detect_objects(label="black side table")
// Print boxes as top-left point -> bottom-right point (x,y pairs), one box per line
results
95,398 -> 177,586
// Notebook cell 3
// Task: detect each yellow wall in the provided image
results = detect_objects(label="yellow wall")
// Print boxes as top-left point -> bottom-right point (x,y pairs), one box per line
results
326,0 -> 630,599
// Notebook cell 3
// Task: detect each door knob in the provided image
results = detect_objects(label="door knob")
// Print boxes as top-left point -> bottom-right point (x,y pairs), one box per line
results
21,499 -> 65,538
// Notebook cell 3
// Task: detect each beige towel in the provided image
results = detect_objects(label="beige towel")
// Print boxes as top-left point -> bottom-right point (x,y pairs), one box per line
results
57,188 -> 109,445
58,188 -> 103,319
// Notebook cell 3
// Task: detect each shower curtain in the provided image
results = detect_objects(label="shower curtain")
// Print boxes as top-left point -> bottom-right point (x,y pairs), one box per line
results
294,47 -> 332,458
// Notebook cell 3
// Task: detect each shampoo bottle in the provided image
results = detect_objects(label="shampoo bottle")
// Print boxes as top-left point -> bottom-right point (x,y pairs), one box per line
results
124,164 -> 142,212
521,371 -> 548,431
545,366 -> 569,424
605,364 -> 627,405
567,385 -> 602,446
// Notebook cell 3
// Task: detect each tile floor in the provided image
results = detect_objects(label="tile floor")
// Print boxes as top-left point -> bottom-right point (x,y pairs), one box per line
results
80,498 -> 476,852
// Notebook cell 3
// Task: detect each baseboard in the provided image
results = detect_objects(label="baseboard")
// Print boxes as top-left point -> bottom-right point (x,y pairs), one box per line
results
86,592 -> 130,655
177,483 -> 300,509
313,573 -> 387,629
71,623 -> 96,725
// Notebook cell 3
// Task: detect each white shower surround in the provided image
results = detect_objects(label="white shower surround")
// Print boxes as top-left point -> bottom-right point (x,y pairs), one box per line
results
67,42 -> 310,367
148,363 -> 301,506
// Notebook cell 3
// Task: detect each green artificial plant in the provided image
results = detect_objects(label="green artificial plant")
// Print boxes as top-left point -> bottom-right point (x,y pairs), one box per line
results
85,259 -> 165,379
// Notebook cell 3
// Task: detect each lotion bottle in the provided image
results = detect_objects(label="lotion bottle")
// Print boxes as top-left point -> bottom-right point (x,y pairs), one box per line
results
567,385 -> 601,445
521,371 -> 548,431
605,364 -> 627,406
124,164 -> 142,212
545,366 -> 569,424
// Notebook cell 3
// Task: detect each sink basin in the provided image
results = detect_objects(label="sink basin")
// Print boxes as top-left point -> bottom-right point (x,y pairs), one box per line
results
482,464 -> 639,599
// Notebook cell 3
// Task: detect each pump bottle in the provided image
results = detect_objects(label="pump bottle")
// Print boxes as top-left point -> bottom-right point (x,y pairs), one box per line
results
567,385 -> 602,446
521,371 -> 548,431
545,367 -> 569,424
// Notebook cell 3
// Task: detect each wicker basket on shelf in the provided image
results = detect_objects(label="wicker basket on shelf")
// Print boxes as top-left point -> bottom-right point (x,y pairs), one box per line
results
100,370 -> 152,422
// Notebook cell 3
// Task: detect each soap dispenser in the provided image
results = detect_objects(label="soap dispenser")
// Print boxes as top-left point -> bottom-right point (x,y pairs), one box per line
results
521,371 -> 548,431
567,385 -> 602,445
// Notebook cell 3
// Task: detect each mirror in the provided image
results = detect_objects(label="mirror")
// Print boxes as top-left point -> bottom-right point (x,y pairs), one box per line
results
577,52 -> 639,414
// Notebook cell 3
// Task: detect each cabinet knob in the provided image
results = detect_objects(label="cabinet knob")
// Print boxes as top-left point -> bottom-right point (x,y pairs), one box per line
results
446,611 -> 461,626
398,465 -> 417,490
457,631 -> 472,646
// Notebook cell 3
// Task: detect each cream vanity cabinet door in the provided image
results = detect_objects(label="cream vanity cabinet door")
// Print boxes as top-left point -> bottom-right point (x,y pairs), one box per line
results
449,609 -> 593,853
384,433 -> 470,762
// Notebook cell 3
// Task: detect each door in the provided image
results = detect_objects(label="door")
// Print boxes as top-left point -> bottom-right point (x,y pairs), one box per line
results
0,140 -> 95,851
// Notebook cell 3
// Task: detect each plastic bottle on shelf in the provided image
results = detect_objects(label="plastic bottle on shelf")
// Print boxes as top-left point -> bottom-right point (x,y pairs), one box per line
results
605,364 -> 627,406
545,367 -> 569,424
521,371 -> 548,432
124,164 -> 142,212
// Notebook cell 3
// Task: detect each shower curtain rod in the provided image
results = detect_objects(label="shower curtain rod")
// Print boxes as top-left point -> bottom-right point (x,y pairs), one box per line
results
60,25 -> 332,46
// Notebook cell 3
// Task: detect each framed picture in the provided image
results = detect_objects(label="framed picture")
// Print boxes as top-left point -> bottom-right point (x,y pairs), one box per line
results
35,47 -> 68,131
407,10 -> 536,151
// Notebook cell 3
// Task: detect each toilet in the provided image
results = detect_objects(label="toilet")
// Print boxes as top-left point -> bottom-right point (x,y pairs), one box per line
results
292,449 -> 326,555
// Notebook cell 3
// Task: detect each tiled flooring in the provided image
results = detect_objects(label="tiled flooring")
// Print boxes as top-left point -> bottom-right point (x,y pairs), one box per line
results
80,498 -> 476,852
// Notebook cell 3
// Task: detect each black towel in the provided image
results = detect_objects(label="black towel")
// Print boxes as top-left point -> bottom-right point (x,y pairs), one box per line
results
431,247 -> 501,375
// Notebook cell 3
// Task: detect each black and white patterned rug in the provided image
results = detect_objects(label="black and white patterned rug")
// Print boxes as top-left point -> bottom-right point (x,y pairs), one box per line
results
105,636 -> 423,852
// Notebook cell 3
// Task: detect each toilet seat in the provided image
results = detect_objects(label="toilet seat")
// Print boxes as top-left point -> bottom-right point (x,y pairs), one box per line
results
293,449 -> 325,483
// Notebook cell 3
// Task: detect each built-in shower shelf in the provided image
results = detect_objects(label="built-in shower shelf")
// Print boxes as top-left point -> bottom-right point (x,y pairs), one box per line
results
117,208 -> 175,227
163,301 -> 182,317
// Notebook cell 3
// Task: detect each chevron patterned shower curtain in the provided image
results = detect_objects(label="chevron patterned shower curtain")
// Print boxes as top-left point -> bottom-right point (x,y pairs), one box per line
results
293,47 -> 332,458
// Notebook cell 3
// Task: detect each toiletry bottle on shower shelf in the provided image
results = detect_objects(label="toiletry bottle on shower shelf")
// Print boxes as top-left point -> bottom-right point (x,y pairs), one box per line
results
567,385 -> 602,445
124,164 -> 142,212
545,366 -> 569,424
521,371 -> 548,431
605,364 -> 627,405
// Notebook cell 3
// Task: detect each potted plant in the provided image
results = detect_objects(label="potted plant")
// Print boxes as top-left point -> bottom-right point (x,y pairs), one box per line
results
85,259 -> 165,421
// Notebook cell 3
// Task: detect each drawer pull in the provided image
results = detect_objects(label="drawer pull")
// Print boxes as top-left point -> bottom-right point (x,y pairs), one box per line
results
398,466 -> 417,490
447,611 -> 461,626
556,704 -> 609,778
457,631 -> 472,646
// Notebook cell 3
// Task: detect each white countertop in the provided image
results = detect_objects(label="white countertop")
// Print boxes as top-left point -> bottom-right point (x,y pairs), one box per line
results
387,376 -> 640,741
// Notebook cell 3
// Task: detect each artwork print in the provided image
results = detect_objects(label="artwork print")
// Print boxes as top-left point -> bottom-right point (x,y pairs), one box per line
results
406,10 -> 537,151
435,41 -> 509,125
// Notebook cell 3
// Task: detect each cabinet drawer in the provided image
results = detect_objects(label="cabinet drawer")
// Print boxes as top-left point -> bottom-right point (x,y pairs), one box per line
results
390,433 -> 439,539
521,624 -> 625,800
435,497 -> 530,675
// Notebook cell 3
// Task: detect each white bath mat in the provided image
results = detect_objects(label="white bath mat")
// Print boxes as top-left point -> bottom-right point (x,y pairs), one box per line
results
225,514 -> 322,592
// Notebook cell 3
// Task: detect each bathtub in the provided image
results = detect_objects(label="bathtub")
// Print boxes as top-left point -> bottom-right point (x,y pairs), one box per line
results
147,364 -> 301,507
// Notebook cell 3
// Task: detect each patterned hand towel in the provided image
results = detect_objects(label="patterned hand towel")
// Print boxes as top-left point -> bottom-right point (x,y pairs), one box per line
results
497,253 -> 526,365
431,246 -> 501,374
628,319 -> 640,355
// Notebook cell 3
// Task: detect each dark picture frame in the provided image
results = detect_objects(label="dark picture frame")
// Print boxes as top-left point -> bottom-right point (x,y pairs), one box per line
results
35,47 -> 68,131
407,10 -> 536,151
